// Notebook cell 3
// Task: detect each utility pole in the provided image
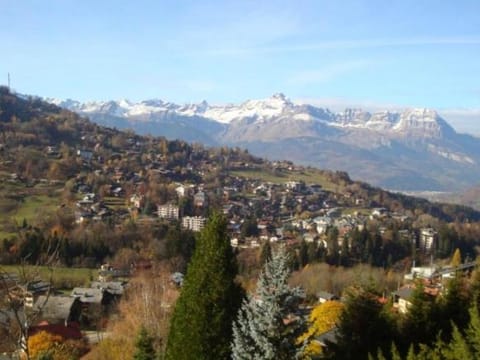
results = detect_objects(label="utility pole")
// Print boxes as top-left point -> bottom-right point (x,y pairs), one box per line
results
7,73 -> 10,90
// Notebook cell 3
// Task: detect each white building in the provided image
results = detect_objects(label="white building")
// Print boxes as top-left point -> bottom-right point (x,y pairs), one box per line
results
182,216 -> 206,232
157,204 -> 179,220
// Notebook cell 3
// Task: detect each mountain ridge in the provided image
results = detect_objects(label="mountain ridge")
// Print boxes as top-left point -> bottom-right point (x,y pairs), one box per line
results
47,94 -> 480,192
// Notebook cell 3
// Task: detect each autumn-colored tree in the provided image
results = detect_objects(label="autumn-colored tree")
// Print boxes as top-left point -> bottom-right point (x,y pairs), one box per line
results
85,265 -> 178,360
28,331 -> 64,360
298,301 -> 344,357
451,248 -> 462,267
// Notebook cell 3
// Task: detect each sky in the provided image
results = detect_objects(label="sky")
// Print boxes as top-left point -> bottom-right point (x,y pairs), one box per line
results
1,0 -> 480,134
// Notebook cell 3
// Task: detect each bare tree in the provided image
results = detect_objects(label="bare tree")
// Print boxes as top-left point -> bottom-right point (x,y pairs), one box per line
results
0,240 -> 58,359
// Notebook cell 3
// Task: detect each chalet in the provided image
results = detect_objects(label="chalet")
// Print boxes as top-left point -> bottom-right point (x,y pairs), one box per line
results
71,287 -> 113,325
46,146 -> 59,157
111,186 -> 124,197
317,291 -> 339,303
404,266 -> 437,281
71,288 -> 106,306
33,295 -> 82,325
98,264 -> 131,282
90,281 -> 125,297
75,211 -> 93,224
23,280 -> 50,308
77,149 -> 93,161
371,207 -> 388,218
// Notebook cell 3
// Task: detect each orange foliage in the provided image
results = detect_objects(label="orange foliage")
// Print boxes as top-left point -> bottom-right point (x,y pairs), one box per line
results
27,331 -> 63,359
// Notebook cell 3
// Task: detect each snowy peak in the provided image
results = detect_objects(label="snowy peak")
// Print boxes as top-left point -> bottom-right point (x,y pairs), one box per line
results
393,108 -> 454,137
331,107 -> 452,137
47,94 -> 456,138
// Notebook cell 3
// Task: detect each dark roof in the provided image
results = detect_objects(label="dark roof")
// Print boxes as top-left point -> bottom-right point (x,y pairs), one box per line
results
317,291 -> 338,301
90,281 -> 125,296
34,295 -> 77,323
72,287 -> 104,304
315,327 -> 339,346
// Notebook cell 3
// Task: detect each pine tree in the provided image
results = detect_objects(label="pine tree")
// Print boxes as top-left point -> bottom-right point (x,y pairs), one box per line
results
165,213 -> 243,360
231,245 -> 307,360
331,285 -> 394,360
259,239 -> 272,265
133,326 -> 156,360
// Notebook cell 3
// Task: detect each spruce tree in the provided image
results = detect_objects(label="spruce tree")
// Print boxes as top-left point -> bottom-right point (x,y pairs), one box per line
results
231,245 -> 306,360
165,213 -> 242,360
331,285 -> 394,360
133,326 -> 156,360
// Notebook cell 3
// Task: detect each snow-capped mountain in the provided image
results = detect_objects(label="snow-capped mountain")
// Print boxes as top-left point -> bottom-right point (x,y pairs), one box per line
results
48,94 -> 480,191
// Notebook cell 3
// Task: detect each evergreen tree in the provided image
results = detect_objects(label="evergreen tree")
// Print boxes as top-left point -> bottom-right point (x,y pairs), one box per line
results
330,285 -> 394,360
298,239 -> 309,268
133,326 -> 156,360
259,239 -> 272,265
165,213 -> 243,360
231,245 -> 307,360
437,274 -> 470,338
399,282 -> 438,349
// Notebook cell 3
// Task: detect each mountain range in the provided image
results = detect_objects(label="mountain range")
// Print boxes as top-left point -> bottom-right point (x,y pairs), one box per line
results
49,93 -> 480,192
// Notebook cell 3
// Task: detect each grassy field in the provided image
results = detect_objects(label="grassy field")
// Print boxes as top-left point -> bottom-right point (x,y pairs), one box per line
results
229,168 -> 343,192
12,194 -> 59,223
0,265 -> 95,290
0,181 -> 64,238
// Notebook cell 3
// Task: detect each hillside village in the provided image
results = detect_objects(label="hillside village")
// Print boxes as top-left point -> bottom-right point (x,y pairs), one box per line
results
1,89 -> 480,358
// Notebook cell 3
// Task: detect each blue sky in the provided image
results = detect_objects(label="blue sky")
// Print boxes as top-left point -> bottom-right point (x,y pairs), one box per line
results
1,0 -> 480,133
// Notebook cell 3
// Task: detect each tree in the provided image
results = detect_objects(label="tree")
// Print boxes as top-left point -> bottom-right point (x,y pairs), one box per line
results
399,282 -> 438,349
298,240 -> 309,268
330,285 -> 394,360
27,331 -> 62,360
231,245 -> 307,360
451,248 -> 462,267
298,300 -> 344,357
133,326 -> 156,360
241,217 -> 260,238
259,240 -> 272,265
165,213 -> 242,360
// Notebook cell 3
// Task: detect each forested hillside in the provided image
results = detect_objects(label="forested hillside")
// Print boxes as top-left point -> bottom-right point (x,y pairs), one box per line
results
1,87 -> 480,359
